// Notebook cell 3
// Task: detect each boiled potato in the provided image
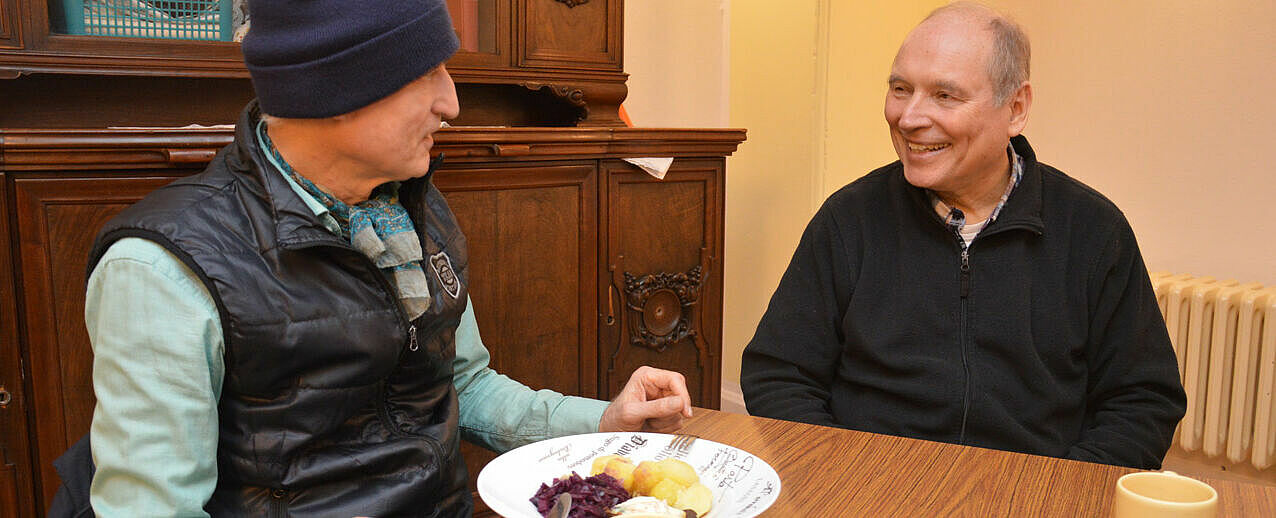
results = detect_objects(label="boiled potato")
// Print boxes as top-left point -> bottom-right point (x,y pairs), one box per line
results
603,457 -> 637,492
631,460 -> 663,495
648,478 -> 683,506
656,458 -> 698,488
592,455 -> 709,512
590,454 -> 623,476
675,482 -> 713,516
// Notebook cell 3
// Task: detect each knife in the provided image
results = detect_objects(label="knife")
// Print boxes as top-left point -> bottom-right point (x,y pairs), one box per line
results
547,492 -> 571,518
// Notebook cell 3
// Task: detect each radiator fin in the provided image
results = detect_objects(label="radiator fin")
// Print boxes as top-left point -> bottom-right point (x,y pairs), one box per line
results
1152,272 -> 1276,472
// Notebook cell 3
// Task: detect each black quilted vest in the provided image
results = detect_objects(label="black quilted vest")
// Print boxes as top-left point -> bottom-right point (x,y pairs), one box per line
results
87,103 -> 472,517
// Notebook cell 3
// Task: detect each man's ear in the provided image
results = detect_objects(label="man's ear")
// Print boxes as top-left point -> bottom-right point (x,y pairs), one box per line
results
1007,82 -> 1032,137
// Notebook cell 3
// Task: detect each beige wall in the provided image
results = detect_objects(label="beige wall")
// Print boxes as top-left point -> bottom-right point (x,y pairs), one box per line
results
719,1 -> 827,394
624,0 -> 729,127
823,2 -> 948,195
627,1 -> 1276,393
984,0 -> 1276,286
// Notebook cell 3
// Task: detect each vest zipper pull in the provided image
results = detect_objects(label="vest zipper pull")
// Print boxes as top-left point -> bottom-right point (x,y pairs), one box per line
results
408,325 -> 419,351
960,249 -> 971,298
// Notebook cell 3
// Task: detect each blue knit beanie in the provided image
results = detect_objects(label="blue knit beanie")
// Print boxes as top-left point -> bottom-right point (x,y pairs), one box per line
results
242,0 -> 460,118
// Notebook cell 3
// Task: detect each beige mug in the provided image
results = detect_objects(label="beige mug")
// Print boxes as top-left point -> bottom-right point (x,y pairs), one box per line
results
1111,470 -> 1217,518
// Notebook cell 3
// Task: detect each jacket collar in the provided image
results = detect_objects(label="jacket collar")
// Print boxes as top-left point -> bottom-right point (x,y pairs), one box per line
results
992,135 -> 1045,236
904,134 -> 1045,238
225,101 -> 337,248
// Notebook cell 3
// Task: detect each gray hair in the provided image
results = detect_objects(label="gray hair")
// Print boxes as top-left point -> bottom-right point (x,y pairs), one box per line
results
925,2 -> 1030,106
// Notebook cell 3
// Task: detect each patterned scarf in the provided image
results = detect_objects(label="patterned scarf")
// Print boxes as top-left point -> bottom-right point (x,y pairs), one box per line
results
258,123 -> 431,320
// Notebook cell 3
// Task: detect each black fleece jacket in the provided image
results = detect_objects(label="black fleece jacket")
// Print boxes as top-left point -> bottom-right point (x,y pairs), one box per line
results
741,136 -> 1186,469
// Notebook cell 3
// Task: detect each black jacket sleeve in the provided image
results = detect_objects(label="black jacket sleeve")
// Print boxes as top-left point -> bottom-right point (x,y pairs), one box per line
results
1066,222 -> 1187,468
741,201 -> 856,427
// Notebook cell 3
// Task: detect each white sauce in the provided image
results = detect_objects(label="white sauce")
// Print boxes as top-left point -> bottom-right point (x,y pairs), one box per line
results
608,496 -> 685,518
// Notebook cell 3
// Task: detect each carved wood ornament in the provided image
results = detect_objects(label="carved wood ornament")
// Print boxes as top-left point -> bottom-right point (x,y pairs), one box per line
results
520,81 -> 589,124
554,0 -> 591,7
610,249 -> 709,353
621,266 -> 702,351
520,82 -> 587,107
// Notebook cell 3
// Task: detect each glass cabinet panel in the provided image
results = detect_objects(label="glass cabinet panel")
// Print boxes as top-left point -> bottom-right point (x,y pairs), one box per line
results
446,0 -> 508,67
46,0 -> 247,41
446,0 -> 497,54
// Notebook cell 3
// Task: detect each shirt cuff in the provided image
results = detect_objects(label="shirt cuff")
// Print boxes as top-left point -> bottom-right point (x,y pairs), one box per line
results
549,396 -> 609,437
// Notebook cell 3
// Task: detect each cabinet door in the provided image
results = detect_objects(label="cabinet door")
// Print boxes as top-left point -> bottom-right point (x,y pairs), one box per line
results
0,0 -> 18,50
433,162 -> 598,515
12,174 -> 183,511
602,159 -> 723,409
1,173 -> 36,518
519,0 -> 621,70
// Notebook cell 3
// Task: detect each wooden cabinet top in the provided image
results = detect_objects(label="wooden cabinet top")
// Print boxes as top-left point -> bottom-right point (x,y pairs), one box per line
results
0,126 -> 747,171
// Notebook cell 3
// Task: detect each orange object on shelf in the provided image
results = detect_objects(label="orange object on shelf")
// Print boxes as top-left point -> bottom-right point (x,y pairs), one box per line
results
619,104 -> 634,127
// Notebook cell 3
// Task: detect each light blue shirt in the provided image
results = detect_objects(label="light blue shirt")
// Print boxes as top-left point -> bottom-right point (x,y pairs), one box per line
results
86,155 -> 607,517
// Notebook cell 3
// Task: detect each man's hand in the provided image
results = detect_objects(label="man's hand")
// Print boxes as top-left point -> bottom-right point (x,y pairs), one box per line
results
598,366 -> 694,433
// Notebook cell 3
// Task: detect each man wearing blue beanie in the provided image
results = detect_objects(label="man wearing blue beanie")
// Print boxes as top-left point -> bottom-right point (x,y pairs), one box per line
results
79,1 -> 694,516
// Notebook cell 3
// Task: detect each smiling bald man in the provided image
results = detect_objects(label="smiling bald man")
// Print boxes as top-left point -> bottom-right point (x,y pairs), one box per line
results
741,2 -> 1185,470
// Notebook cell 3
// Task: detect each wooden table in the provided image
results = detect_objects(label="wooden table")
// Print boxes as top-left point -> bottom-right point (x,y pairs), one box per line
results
675,409 -> 1276,517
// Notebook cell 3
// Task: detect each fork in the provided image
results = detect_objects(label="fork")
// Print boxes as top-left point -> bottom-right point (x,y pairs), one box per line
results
669,433 -> 698,458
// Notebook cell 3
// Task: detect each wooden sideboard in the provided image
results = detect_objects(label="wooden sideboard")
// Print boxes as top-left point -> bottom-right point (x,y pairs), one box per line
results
0,126 -> 744,516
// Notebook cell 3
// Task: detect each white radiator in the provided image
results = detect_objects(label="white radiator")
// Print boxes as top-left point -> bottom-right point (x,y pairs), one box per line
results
1152,272 -> 1276,471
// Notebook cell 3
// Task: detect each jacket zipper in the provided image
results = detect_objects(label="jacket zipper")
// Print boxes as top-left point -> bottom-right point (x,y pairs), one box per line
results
958,247 -> 972,444
289,239 -> 439,459
342,248 -> 441,465
928,196 -> 1038,445
270,488 -> 288,518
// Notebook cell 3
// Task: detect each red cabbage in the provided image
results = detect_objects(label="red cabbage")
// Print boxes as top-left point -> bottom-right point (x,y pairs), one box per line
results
530,472 -> 630,518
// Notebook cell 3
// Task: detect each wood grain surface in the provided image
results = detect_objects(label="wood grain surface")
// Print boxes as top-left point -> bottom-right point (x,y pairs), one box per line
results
676,409 -> 1276,517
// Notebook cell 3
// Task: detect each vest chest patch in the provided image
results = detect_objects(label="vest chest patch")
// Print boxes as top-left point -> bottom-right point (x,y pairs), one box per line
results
430,251 -> 461,299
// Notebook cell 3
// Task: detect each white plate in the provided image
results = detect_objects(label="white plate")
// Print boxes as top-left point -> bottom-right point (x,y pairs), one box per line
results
477,432 -> 781,518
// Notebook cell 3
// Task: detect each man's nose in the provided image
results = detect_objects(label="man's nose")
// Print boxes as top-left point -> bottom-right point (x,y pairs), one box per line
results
437,66 -> 461,120
896,97 -> 931,132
